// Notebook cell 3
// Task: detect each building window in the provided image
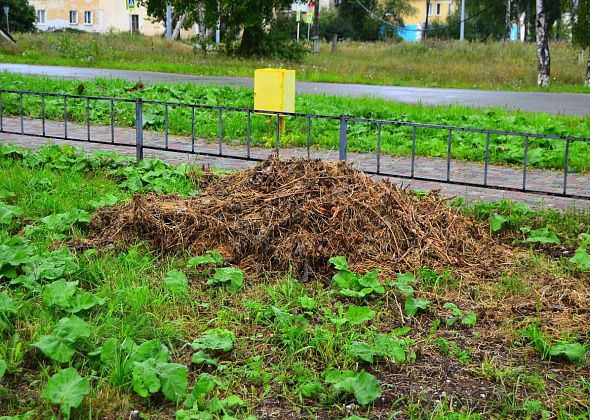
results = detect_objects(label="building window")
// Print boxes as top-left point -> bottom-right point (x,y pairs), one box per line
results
436,3 -> 442,16
427,3 -> 433,16
36,9 -> 46,24
131,14 -> 139,33
69,11 -> 78,24
84,11 -> 92,25
448,3 -> 454,15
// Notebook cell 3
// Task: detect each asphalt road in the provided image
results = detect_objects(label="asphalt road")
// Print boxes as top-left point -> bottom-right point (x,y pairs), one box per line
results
1,63 -> 589,116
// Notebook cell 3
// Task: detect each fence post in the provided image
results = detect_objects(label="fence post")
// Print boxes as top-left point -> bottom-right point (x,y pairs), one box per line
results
135,98 -> 143,164
339,116 -> 348,161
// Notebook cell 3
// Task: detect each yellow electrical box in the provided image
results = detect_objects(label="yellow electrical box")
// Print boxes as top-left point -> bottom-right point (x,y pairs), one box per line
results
254,69 -> 296,113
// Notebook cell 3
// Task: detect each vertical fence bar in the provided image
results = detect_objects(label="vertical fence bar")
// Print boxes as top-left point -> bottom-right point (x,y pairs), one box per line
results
484,132 -> 490,186
164,104 -> 169,149
218,108 -> 222,156
339,116 -> 348,161
275,114 -> 281,152
563,138 -> 571,195
41,94 -> 46,137
376,123 -> 382,174
110,100 -> 115,144
135,98 -> 143,163
522,135 -> 529,191
64,96 -> 68,139
446,129 -> 453,182
306,116 -> 311,159
19,93 -> 24,134
410,125 -> 417,178
0,93 -> 3,132
192,107 -> 196,154
86,97 -> 91,141
246,109 -> 251,159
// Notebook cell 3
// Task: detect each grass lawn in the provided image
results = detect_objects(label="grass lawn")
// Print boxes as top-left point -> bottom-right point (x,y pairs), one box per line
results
1,32 -> 589,93
1,72 -> 590,172
0,143 -> 589,419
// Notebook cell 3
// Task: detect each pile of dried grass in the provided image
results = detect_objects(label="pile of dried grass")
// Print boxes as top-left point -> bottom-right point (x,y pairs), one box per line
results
85,156 -> 510,279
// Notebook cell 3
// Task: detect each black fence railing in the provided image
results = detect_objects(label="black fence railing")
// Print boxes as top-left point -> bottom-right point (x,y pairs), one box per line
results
1,88 -> 589,201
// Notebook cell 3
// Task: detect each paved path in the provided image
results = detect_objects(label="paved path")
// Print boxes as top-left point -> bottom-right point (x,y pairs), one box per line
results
1,116 -> 588,210
1,63 -> 589,116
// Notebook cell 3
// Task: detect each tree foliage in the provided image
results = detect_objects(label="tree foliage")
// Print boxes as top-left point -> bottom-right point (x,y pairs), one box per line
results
0,0 -> 36,34
573,0 -> 590,49
321,0 -> 415,41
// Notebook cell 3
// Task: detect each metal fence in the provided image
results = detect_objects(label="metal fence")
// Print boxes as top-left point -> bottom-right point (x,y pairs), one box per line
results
1,88 -> 589,201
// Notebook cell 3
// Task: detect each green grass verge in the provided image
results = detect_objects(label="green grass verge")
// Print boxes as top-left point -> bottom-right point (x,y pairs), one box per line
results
1,73 -> 590,172
1,32 -> 590,93
0,143 -> 589,418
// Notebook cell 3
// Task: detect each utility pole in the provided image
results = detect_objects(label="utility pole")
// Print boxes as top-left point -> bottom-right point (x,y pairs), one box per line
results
166,2 -> 172,40
423,0 -> 430,40
312,1 -> 320,54
460,0 -> 465,40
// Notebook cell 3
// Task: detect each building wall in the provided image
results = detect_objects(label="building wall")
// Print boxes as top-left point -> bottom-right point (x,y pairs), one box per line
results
398,0 -> 455,41
30,0 -> 196,37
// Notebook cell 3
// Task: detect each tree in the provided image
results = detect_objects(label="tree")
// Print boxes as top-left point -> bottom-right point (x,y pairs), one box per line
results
140,0 -> 198,39
536,0 -> 551,86
319,0 -> 414,42
0,0 -> 35,33
573,0 -> 590,85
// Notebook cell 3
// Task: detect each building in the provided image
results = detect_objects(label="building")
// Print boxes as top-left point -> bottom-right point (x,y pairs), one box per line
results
398,0 -> 455,41
30,0 -> 196,37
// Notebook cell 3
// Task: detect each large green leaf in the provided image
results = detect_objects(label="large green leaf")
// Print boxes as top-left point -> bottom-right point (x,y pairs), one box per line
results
330,370 -> 381,406
522,227 -> 560,245
132,358 -> 161,398
42,368 -> 90,418
157,362 -> 188,402
25,248 -> 78,282
164,270 -> 189,296
570,247 -> 590,270
209,267 -> 244,293
548,343 -> 587,364
329,256 -> 349,271
129,339 -> 170,364
187,251 -> 223,268
0,358 -> 6,378
183,373 -> 215,409
0,203 -> 22,225
490,214 -> 508,232
344,305 -> 375,325
33,316 -> 90,363
350,371 -> 381,406
404,296 -> 430,317
191,330 -> 234,353
42,280 -> 79,308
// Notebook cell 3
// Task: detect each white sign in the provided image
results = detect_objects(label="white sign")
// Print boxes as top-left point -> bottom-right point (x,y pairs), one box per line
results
291,2 -> 309,12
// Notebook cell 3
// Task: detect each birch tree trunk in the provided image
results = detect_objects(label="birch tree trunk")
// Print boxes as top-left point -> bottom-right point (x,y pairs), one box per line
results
172,12 -> 187,40
536,0 -> 551,86
505,0 -> 512,41
586,49 -> 590,86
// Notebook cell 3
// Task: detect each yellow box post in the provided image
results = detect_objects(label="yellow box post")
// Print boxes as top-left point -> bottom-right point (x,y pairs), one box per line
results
254,69 -> 295,134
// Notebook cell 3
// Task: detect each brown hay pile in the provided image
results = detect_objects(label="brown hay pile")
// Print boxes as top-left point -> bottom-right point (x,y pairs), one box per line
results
86,157 -> 510,279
